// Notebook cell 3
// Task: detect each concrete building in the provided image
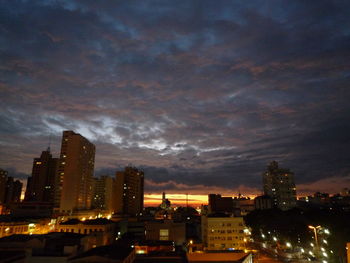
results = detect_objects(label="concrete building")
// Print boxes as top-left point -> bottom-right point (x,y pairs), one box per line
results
0,232 -> 93,262
113,167 -> 144,216
56,131 -> 95,213
25,149 -> 59,203
92,175 -> 114,213
145,220 -> 186,246
0,221 -> 30,238
263,161 -> 297,211
57,218 -> 115,247
201,214 -> 247,251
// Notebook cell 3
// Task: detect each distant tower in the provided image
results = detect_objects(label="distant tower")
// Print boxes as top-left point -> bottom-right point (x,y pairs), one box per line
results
160,192 -> 171,210
24,149 -> 58,203
113,167 -> 144,216
263,161 -> 297,210
56,131 -> 95,213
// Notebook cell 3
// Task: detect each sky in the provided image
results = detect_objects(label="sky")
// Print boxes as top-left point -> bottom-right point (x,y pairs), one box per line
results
1,0 -> 350,202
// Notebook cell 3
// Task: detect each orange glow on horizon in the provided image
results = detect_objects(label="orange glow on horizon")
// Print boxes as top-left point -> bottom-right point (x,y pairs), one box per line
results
144,194 -> 208,207
144,193 -> 258,207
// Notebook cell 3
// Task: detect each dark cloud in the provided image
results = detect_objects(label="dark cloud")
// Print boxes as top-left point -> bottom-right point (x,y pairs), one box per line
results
1,0 -> 350,195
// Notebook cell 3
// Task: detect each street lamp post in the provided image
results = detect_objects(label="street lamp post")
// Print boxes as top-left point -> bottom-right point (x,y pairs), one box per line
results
308,225 -> 321,254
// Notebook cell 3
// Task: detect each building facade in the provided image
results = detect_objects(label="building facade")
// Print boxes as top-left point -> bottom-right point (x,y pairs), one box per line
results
92,175 -> 114,213
24,149 -> 58,203
263,161 -> 297,211
113,167 -> 144,216
56,131 -> 96,213
201,215 -> 247,251
145,220 -> 186,246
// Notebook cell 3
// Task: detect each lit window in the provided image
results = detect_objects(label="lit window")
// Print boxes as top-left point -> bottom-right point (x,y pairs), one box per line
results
160,229 -> 169,240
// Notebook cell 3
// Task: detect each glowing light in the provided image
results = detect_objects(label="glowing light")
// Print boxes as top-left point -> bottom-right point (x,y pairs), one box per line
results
323,239 -> 327,244
286,242 -> 291,248
261,234 -> 265,238
324,229 -> 330,234
273,236 -> 277,241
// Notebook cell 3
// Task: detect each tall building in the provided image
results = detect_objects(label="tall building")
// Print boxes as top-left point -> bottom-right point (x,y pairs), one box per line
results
201,214 -> 247,251
56,131 -> 95,213
24,149 -> 58,203
263,161 -> 297,211
0,169 -> 8,204
4,177 -> 22,204
113,167 -> 144,216
92,175 -> 114,212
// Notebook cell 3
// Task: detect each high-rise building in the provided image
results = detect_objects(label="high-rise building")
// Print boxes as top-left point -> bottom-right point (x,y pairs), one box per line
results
56,131 -> 95,213
92,175 -> 114,212
113,167 -> 144,216
4,177 -> 22,204
24,149 -> 58,203
262,161 -> 297,211
0,169 -> 8,204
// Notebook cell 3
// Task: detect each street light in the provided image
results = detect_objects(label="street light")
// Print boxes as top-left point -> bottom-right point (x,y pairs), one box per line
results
308,225 -> 321,255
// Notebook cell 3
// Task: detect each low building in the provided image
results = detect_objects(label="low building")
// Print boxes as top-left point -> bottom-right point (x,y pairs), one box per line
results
0,232 -> 93,262
201,214 -> 248,251
254,195 -> 273,210
0,221 -> 30,238
145,220 -> 186,246
57,218 -> 115,247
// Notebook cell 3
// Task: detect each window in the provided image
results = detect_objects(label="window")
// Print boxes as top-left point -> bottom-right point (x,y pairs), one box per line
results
160,229 -> 169,240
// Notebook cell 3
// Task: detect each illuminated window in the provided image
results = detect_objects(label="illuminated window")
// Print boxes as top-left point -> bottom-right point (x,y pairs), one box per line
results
159,229 -> 169,240
36,162 -> 42,165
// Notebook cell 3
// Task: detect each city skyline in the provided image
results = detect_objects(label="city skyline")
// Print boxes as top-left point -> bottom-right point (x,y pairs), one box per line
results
1,1 -> 350,198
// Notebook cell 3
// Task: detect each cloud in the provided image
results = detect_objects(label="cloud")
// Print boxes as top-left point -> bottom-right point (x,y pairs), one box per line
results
1,0 -> 350,195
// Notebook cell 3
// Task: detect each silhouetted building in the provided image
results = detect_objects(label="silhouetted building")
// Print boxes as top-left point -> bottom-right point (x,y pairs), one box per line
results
92,175 -> 114,212
0,169 -> 8,204
4,177 -> 22,204
24,149 -> 58,203
113,167 -> 144,216
56,131 -> 96,213
263,161 -> 296,210
254,195 -> 273,210
208,194 -> 233,213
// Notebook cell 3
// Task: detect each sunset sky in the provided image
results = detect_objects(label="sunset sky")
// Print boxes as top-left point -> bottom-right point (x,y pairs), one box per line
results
1,0 -> 350,201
